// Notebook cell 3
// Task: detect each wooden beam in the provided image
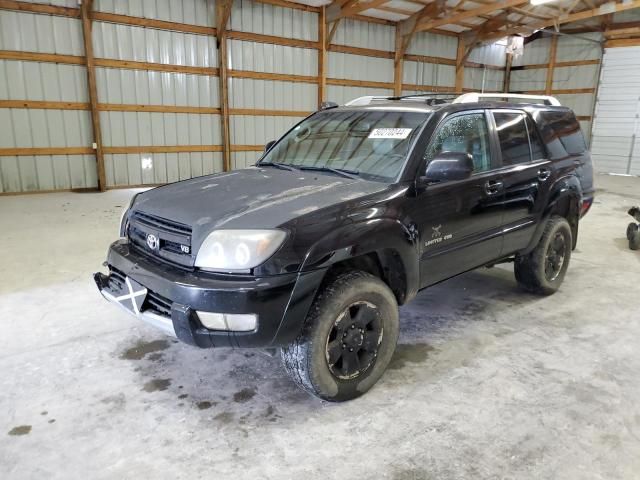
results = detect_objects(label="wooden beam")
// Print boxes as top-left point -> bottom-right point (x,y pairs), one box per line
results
226,30 -> 320,50
91,11 -> 216,36
0,0 -> 79,17
98,104 -> 221,114
94,58 -> 218,76
605,38 -> 640,48
0,100 -> 89,110
414,0 -> 528,34
0,50 -> 84,65
318,6 -> 327,107
327,0 -> 390,23
326,77 -> 394,89
402,83 -> 456,93
230,145 -> 269,152
394,26 -> 404,96
512,59 -> 601,70
0,147 -> 94,156
80,0 -> 106,192
217,0 -> 233,173
403,53 -> 456,66
482,0 -> 640,41
228,69 -> 318,84
230,108 -> 312,117
455,37 -> 465,93
328,43 -> 394,59
104,145 -> 223,154
252,0 -> 320,13
504,51 -> 513,93
545,35 -> 558,95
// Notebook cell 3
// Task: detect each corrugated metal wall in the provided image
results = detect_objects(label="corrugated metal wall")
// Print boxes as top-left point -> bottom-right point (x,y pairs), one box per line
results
0,0 -> 520,194
0,9 -> 96,193
510,33 -> 602,142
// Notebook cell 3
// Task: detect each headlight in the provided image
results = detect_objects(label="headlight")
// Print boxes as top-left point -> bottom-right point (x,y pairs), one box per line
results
119,193 -> 140,237
195,229 -> 287,272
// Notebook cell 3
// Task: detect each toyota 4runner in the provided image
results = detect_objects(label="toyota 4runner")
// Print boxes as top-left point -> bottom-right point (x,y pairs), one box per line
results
95,93 -> 594,402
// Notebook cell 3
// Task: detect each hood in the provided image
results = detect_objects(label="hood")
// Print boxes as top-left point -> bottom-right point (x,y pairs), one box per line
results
133,167 -> 387,239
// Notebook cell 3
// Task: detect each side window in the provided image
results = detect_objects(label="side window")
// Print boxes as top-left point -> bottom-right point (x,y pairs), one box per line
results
424,113 -> 491,172
526,115 -> 545,160
493,112 -> 531,165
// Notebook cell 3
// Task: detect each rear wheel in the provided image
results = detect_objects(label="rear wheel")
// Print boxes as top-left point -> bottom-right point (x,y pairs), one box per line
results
629,223 -> 640,250
281,271 -> 399,402
514,216 -> 572,295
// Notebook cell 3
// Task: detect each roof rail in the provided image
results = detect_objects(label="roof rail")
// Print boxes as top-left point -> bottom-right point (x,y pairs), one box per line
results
453,93 -> 561,106
344,96 -> 390,106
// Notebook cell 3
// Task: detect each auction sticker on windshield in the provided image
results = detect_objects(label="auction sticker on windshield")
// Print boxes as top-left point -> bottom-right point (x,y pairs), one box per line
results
368,128 -> 412,140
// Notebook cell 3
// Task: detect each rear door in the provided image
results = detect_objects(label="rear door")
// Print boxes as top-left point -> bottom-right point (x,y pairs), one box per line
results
413,110 -> 505,288
491,109 -> 554,255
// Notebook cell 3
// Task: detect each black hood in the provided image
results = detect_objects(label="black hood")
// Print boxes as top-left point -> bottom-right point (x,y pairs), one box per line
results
132,167 -> 387,247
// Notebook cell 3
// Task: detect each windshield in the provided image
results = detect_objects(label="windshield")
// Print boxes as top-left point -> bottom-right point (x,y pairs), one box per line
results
259,110 -> 429,183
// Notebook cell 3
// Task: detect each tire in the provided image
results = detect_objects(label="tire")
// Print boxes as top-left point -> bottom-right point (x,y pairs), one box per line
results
514,215 -> 573,295
281,271 -> 399,402
627,223 -> 638,241
630,228 -> 640,251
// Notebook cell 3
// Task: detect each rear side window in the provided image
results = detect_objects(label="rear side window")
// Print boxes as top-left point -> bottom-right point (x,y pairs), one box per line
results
493,112 -> 531,165
533,110 -> 587,159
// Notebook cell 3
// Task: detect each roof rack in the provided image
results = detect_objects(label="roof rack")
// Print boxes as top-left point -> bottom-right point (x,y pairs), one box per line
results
453,93 -> 561,106
344,96 -> 390,106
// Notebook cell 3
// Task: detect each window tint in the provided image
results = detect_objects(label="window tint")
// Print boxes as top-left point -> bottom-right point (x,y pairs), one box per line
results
526,115 -> 545,160
494,112 -> 531,165
424,113 -> 491,172
534,110 -> 586,158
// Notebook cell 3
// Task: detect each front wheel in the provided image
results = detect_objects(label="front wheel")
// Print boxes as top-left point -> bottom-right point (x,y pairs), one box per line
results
281,271 -> 399,402
628,223 -> 640,250
514,215 -> 573,295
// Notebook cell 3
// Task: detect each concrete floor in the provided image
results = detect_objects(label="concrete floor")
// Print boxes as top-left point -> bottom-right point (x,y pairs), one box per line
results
1,174 -> 640,479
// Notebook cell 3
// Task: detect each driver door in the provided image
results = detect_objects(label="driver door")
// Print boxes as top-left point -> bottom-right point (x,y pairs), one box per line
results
412,110 -> 505,288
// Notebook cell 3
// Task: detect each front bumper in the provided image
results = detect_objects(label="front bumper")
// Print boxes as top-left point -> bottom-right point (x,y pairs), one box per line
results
95,240 -> 325,348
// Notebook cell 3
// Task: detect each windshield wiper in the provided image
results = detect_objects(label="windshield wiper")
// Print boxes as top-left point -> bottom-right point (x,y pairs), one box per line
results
297,165 -> 360,180
258,161 -> 296,172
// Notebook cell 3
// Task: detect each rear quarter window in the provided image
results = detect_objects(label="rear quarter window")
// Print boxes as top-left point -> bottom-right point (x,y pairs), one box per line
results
533,110 -> 587,159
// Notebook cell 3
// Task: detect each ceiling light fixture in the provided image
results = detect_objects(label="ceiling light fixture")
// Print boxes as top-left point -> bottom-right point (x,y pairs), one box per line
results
530,0 -> 558,5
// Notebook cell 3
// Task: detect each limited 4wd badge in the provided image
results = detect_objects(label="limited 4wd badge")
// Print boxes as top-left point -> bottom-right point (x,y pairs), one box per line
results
425,224 -> 453,247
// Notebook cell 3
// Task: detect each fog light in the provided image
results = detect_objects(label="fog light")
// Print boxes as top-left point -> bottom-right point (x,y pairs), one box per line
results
197,312 -> 257,332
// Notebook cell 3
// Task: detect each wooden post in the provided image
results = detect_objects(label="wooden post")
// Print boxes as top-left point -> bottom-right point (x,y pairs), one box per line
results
393,26 -> 404,96
318,6 -> 326,107
216,0 -> 233,172
80,0 -> 106,191
455,36 -> 465,93
504,51 -> 513,93
545,35 -> 558,95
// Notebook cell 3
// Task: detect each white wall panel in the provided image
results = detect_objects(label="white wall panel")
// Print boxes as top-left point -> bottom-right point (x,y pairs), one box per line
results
228,40 -> 317,76
0,11 -> 83,55
328,52 -> 393,83
554,94 -> 595,117
94,0 -> 216,27
229,78 -> 317,110
407,32 -> 457,59
332,18 -> 394,51
327,85 -> 393,105
468,42 -> 507,67
105,152 -> 222,187
552,65 -> 599,90
95,68 -> 219,107
0,155 -> 97,192
403,61 -> 455,88
231,115 -> 303,145
99,112 -> 221,147
464,67 -> 504,92
12,0 -> 77,5
231,152 -> 260,170
93,22 -> 218,66
509,68 -> 546,92
230,0 -> 318,41
512,37 -> 551,67
556,33 -> 602,62
0,60 -> 88,102
1,109 -> 92,148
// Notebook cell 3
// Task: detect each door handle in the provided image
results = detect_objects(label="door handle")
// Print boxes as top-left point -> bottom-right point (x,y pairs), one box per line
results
484,180 -> 503,196
538,168 -> 551,181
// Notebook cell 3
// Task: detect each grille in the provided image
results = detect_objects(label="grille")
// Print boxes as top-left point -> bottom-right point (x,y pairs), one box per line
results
128,211 -> 193,268
143,291 -> 173,317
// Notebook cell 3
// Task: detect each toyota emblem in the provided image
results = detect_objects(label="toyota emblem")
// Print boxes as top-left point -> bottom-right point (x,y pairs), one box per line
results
146,234 -> 159,250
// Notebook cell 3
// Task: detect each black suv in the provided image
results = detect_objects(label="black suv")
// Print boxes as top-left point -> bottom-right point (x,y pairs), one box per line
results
95,93 -> 594,401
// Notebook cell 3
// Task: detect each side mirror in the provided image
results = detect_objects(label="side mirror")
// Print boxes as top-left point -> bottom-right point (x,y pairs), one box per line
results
422,152 -> 474,184
264,140 -> 276,153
